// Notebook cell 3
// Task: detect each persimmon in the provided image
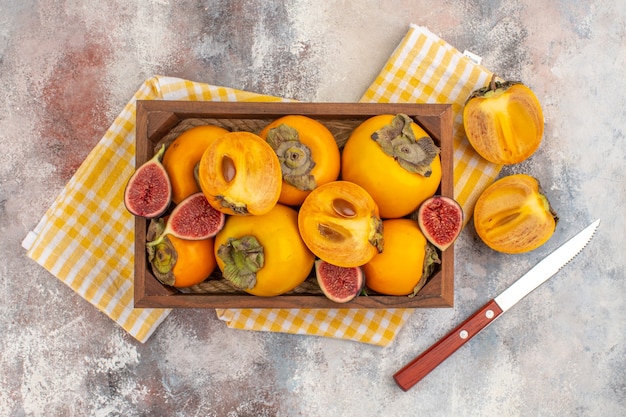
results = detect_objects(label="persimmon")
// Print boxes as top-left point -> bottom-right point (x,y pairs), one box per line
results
162,125 -> 229,204
146,219 -> 217,288
463,76 -> 544,164
298,181 -> 384,268
197,131 -> 282,216
473,174 -> 558,254
362,218 -> 439,296
259,115 -> 340,206
341,114 -> 441,219
214,204 -> 315,297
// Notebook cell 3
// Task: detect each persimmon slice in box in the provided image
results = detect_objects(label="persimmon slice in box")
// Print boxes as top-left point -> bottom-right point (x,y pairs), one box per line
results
198,131 -> 282,216
463,76 -> 544,165
298,181 -> 384,268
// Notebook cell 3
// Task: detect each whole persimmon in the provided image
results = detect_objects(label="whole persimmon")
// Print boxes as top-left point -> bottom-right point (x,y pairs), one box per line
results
362,218 -> 438,296
214,204 -> 315,297
341,114 -> 441,219
162,125 -> 229,204
146,219 -> 217,288
259,115 -> 340,206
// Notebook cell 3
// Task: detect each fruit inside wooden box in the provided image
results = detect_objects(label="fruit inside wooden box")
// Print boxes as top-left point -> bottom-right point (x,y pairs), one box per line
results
133,101 -> 454,309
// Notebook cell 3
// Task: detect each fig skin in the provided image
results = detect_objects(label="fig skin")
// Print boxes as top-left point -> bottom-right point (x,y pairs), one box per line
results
315,260 -> 364,303
416,196 -> 464,251
473,174 -> 558,254
197,131 -> 282,216
124,144 -> 172,218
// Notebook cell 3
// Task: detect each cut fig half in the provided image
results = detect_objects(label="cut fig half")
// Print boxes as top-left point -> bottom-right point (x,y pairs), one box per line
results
416,196 -> 464,251
124,144 -> 172,218
315,259 -> 364,303
147,192 -> 225,247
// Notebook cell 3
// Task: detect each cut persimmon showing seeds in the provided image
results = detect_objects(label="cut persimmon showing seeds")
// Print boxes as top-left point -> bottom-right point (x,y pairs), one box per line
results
198,131 -> 282,216
298,181 -> 384,268
463,75 -> 544,165
473,174 -> 558,254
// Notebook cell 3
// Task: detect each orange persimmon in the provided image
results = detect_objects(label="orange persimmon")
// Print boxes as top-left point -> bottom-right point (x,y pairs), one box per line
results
463,76 -> 544,164
362,218 -> 436,296
259,115 -> 340,206
298,181 -> 384,268
341,114 -> 441,219
162,125 -> 229,204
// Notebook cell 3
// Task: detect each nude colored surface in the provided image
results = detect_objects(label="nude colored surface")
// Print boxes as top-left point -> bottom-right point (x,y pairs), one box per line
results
1,1 -> 624,415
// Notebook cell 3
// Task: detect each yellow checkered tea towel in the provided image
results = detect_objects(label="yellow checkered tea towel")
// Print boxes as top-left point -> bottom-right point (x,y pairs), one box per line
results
22,24 -> 499,345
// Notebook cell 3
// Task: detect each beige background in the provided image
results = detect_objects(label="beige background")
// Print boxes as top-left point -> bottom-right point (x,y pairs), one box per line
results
1,1 -> 624,415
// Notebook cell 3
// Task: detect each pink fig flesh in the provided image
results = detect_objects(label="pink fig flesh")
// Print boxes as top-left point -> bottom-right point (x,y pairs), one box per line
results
417,196 -> 463,251
124,145 -> 172,218
315,259 -> 364,303
165,192 -> 226,240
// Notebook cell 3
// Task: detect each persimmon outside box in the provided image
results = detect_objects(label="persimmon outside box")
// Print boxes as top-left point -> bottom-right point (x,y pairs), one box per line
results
133,101 -> 454,309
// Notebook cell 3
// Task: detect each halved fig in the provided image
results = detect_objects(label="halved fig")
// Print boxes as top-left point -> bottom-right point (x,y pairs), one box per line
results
463,75 -> 544,164
298,181 -> 384,268
147,192 -> 225,247
473,174 -> 558,254
198,131 -> 282,216
315,259 -> 364,303
416,196 -> 464,251
124,144 -> 172,218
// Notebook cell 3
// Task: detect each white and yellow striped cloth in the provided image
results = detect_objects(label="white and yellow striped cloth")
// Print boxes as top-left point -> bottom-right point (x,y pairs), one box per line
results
22,24 -> 500,345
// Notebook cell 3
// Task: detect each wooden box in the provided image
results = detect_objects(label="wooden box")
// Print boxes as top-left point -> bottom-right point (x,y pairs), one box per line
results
133,101 -> 454,309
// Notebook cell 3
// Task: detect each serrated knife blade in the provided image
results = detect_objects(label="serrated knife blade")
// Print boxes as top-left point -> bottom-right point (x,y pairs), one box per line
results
393,219 -> 600,391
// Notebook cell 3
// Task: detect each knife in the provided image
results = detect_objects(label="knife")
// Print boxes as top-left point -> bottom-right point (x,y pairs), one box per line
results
393,219 -> 600,391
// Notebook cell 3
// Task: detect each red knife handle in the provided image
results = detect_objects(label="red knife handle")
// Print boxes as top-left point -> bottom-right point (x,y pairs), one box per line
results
393,299 -> 503,391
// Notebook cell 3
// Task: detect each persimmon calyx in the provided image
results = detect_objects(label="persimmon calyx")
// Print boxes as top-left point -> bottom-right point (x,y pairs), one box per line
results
466,74 -> 522,101
371,113 -> 440,176
217,235 -> 264,290
368,216 -> 384,253
409,242 -> 440,298
266,123 -> 317,191
146,219 -> 176,286
215,195 -> 248,215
